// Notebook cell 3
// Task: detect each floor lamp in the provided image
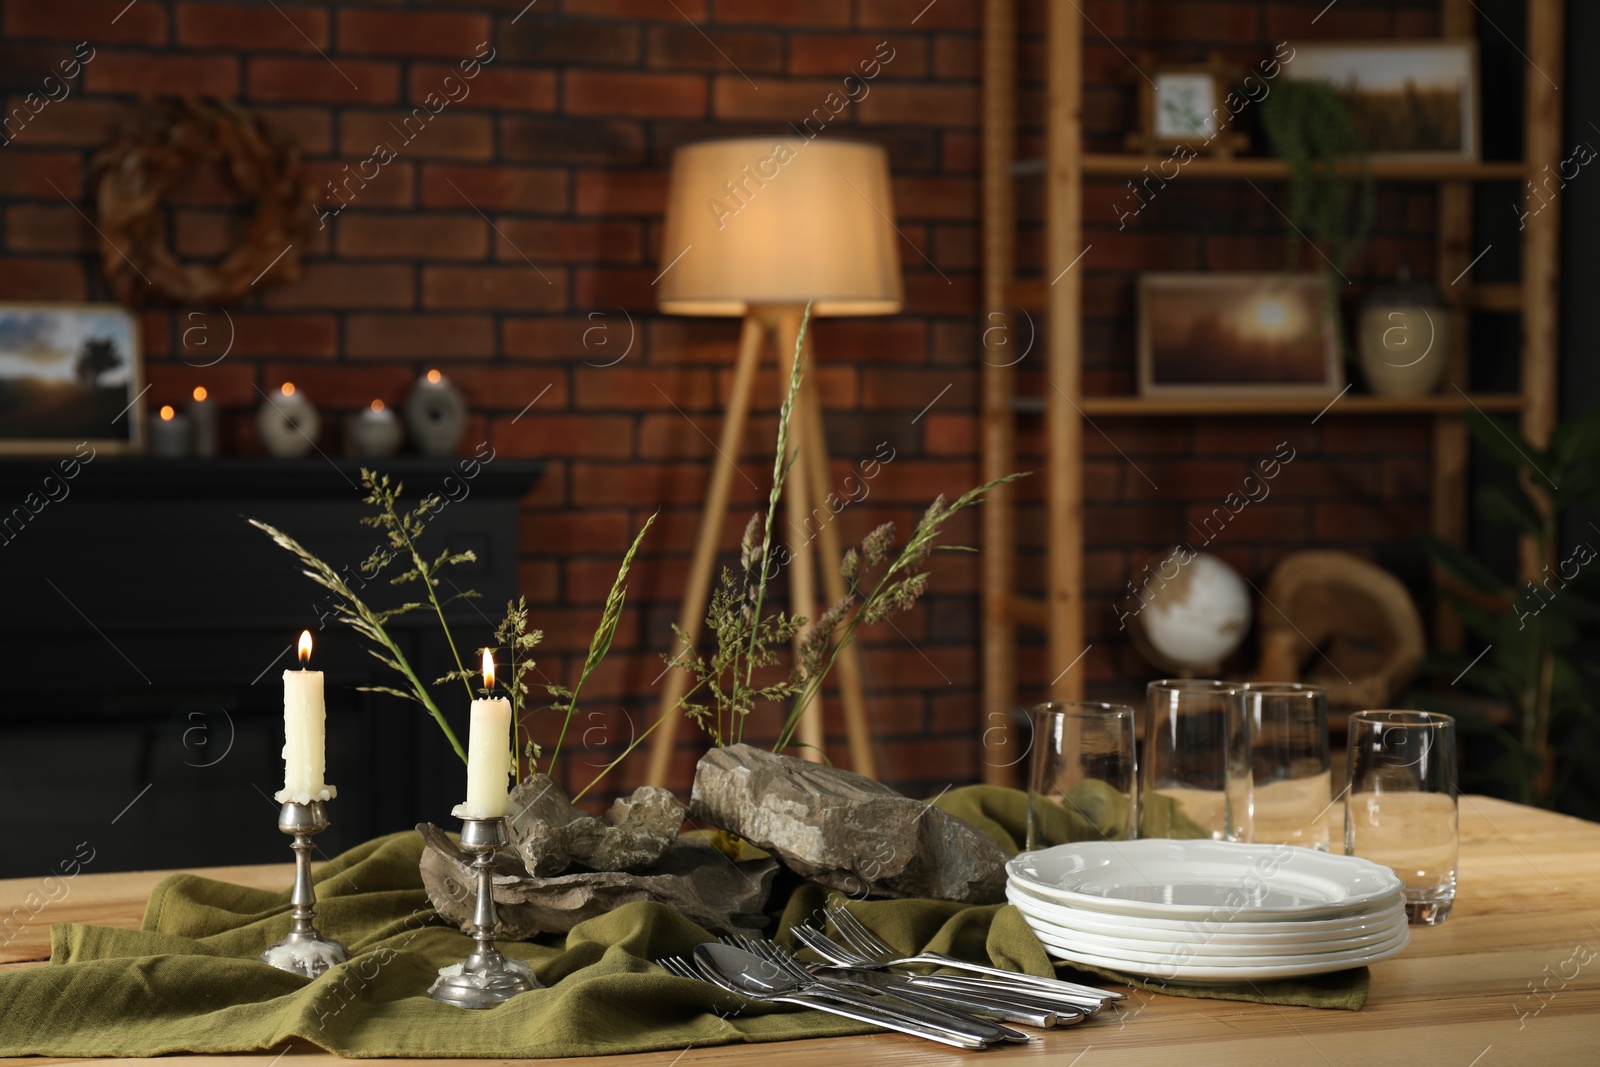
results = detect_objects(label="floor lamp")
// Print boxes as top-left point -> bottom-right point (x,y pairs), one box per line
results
643,137 -> 904,786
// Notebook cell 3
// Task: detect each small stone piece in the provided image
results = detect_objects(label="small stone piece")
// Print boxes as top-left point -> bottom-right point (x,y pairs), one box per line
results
507,774 -> 685,876
688,744 -> 1008,903
418,823 -> 777,937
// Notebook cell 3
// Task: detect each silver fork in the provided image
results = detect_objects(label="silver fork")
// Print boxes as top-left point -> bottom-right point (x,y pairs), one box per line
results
826,902 -> 1125,1002
723,935 -> 1030,1043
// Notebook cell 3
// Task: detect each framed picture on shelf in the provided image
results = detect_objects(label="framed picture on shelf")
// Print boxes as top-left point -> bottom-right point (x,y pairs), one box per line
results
1126,55 -> 1250,157
0,302 -> 144,455
1283,40 -> 1479,161
1137,273 -> 1343,398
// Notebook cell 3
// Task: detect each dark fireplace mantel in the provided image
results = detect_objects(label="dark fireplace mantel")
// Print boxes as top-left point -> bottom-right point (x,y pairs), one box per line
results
0,456 -> 542,877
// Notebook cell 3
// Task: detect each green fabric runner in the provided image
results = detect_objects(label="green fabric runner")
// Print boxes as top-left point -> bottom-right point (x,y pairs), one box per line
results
0,785 -> 1365,1058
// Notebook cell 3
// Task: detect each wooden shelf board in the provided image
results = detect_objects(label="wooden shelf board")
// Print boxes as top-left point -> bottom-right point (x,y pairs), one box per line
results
1010,394 -> 1525,416
1059,154 -> 1530,182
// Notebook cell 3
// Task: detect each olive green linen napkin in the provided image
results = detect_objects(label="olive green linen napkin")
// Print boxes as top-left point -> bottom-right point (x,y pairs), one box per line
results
0,785 -> 1364,1058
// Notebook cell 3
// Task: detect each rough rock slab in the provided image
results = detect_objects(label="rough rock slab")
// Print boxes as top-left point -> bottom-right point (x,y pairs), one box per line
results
418,822 -> 778,937
687,744 -> 1007,903
507,774 -> 685,876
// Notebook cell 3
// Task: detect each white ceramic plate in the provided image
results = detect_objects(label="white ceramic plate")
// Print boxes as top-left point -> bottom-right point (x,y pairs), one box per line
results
1006,887 -> 1409,956
1007,839 -> 1403,921
1033,924 -> 1411,985
1005,879 -> 1407,944
1024,915 -> 1410,968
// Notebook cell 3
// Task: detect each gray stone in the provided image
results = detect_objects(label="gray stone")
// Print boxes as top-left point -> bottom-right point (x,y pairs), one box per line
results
506,774 -> 685,876
687,744 -> 1008,904
417,823 -> 778,937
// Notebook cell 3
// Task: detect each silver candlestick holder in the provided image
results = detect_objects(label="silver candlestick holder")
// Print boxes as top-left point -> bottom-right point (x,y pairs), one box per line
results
258,800 -> 349,978
428,815 -> 539,1009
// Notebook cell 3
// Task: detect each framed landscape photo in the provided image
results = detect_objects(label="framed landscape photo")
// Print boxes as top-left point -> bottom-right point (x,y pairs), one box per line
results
1283,40 -> 1479,161
0,303 -> 144,455
1137,273 -> 1343,398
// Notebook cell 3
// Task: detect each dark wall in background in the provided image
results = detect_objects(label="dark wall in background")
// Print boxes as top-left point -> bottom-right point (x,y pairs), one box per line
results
0,1 -> 1589,824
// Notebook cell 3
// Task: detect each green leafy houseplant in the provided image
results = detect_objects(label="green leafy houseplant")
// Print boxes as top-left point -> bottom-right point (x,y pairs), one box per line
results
1418,409 -> 1600,812
1260,80 -> 1375,276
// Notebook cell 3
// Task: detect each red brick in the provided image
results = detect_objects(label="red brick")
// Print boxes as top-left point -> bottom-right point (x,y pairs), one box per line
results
492,219 -> 641,264
1381,456 -> 1431,497
144,359 -> 258,408
337,10 -> 490,58
422,266 -> 567,311
1314,500 -> 1429,542
891,176 -> 977,220
860,368 -> 976,411
346,314 -> 496,359
710,76 -> 850,120
647,25 -> 783,73
922,413 -> 975,456
719,366 -> 857,410
1267,4 -> 1391,40
0,99 -> 132,148
340,110 -> 492,160
899,272 -> 978,317
338,214 -> 487,259
3,0 -> 166,44
259,107 -> 333,155
0,152 -> 79,197
306,160 -> 414,212
932,36 -> 977,79
1131,1 -> 1261,42
858,0 -> 979,29
4,204 -> 89,252
420,164 -> 567,212
86,52 -> 238,95
262,263 -> 416,309
408,63 -> 555,111
811,318 -> 926,363
574,367 -> 717,410
644,317 -> 743,365
0,258 -> 84,300
260,363 -> 416,410
574,267 -> 658,311
518,559 -> 562,602
176,3 -> 327,51
493,414 -> 635,459
505,316 -> 628,362
443,366 -> 568,411
637,412 -> 778,460
564,0 -> 704,17
572,169 -> 667,216
570,461 -> 765,508
223,314 -> 338,358
248,57 -> 399,105
565,70 -> 706,118
500,20 -> 641,66
857,82 -> 977,126
715,0 -> 848,25
789,34 -> 924,78
520,509 -> 635,556
501,115 -> 646,166
1322,417 -> 1431,455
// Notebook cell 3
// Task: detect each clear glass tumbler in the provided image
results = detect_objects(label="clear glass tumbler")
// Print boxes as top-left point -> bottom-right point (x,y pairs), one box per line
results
1026,701 -> 1139,850
1139,679 -> 1250,841
1345,710 -> 1458,925
1238,682 -> 1332,850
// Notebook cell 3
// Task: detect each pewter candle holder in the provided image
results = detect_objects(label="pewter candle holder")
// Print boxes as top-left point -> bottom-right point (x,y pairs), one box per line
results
428,815 -> 539,1009
258,800 -> 349,978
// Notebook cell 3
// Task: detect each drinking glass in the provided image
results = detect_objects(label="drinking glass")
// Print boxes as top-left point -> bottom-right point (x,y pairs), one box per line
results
1237,682 -> 1332,850
1026,702 -> 1138,850
1139,679 -> 1250,841
1345,710 -> 1458,926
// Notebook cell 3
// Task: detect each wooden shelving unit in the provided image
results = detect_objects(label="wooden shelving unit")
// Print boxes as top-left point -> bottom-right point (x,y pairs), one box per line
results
980,0 -> 1565,786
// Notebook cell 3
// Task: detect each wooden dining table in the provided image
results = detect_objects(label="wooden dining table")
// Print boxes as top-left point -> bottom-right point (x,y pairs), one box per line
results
1,794 -> 1596,1066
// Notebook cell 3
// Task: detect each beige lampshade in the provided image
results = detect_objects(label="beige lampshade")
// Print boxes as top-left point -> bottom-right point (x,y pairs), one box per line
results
657,137 -> 903,317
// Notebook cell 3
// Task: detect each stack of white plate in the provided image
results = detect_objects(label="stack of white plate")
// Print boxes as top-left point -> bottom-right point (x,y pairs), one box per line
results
1005,839 -> 1410,985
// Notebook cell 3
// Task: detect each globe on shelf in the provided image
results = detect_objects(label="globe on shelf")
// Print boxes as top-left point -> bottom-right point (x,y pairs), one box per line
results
1125,548 -> 1252,675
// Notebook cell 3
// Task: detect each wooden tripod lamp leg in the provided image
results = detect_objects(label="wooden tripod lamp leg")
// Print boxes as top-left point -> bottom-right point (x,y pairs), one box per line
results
643,314 -> 765,787
774,308 -> 825,763
795,347 -> 877,779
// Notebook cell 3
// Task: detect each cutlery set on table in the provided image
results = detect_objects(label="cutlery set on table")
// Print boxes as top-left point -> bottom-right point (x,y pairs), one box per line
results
656,904 -> 1122,1049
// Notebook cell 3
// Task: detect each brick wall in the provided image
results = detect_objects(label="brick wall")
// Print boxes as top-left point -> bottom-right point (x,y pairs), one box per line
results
0,0 -> 1449,800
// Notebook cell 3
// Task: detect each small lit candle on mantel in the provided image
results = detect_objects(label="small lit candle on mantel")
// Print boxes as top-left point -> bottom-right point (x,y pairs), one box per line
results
257,381 -> 321,459
188,385 -> 218,457
277,629 -> 337,805
453,649 -> 512,820
349,398 -> 402,457
406,368 -> 467,457
148,404 -> 191,458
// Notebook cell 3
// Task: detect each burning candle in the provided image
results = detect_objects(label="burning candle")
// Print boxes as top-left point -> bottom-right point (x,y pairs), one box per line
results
277,630 -> 336,804
258,381 -> 321,459
350,398 -> 402,457
405,368 -> 466,456
455,649 -> 511,819
188,385 -> 218,457
148,404 -> 191,458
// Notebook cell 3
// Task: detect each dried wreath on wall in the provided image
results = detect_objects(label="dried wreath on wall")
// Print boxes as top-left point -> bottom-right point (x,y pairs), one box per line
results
93,98 -> 313,306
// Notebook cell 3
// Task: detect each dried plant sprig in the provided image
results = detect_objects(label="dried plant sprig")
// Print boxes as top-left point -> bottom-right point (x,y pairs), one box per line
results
248,517 -> 467,763
359,470 -> 479,704
546,512 -> 658,773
